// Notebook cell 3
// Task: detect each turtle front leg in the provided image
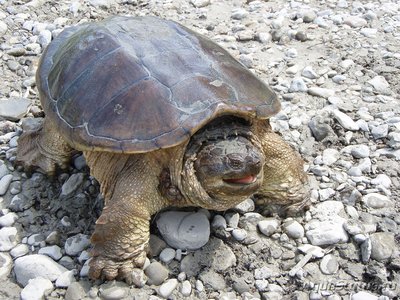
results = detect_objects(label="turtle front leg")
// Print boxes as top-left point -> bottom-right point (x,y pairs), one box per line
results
16,118 -> 75,176
254,120 -> 310,214
84,151 -> 167,282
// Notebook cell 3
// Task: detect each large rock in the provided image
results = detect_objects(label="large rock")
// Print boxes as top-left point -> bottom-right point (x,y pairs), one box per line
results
0,98 -> 31,121
14,254 -> 67,286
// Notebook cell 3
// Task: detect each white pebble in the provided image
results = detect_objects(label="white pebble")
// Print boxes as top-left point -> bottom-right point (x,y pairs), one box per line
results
159,248 -> 176,264
181,280 -> 192,296
158,278 -> 178,298
0,227 -> 18,251
20,277 -> 54,300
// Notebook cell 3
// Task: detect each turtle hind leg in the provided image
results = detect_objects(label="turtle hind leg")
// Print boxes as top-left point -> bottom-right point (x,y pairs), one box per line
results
15,118 -> 75,176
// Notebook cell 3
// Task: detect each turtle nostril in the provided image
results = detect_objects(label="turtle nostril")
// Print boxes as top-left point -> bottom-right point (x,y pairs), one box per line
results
227,154 -> 244,169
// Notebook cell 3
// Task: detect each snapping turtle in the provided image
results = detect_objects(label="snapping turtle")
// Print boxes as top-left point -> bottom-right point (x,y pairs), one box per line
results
16,16 -> 309,281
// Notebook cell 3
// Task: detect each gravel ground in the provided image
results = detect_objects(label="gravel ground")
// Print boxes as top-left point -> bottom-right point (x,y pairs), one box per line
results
1,0 -> 400,299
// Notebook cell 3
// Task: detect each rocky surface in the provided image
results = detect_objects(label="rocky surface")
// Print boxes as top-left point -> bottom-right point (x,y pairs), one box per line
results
0,0 -> 399,299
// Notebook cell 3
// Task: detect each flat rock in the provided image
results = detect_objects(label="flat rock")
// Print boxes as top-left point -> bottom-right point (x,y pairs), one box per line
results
306,220 -> 349,246
64,233 -> 90,256
156,211 -> 210,250
144,261 -> 169,286
283,220 -> 304,239
0,98 -> 31,121
55,270 -> 76,288
368,75 -> 390,94
0,174 -> 13,196
38,245 -> 63,261
344,16 -> 367,28
61,173 -> 85,197
199,270 -> 226,291
370,232 -> 396,261
0,226 -> 18,251
258,218 -> 280,236
351,291 -> 378,300
308,87 -> 335,98
158,278 -> 178,298
333,110 -> 359,131
362,193 -> 393,209
20,277 -> 54,300
14,254 -> 68,286
0,212 -> 18,227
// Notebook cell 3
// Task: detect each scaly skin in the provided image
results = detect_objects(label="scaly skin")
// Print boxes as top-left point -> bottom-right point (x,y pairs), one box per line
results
15,117 -> 309,282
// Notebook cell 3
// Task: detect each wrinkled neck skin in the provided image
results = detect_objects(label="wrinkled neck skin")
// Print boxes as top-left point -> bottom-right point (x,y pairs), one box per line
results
172,117 -> 265,211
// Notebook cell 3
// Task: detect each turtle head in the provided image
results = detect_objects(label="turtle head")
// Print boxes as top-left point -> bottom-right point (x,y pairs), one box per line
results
182,116 -> 264,210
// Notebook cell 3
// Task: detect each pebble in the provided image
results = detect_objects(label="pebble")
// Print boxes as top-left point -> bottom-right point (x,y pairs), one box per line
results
351,291 -> 378,300
144,261 -> 169,286
38,245 -> 63,261
99,281 -> 129,300
14,254 -> 68,286
0,253 -> 12,279
371,124 -> 388,139
368,76 -> 390,94
333,110 -> 360,131
158,278 -> 178,298
27,233 -> 46,246
344,16 -> 367,28
225,212 -> 240,228
231,8 -> 248,20
20,277 -> 54,300
302,66 -> 318,79
55,270 -> 76,288
362,193 -> 393,209
199,270 -> 226,290
0,226 -> 18,251
159,248 -> 176,264
232,228 -> 247,241
370,174 -> 391,188
289,78 -> 308,93
319,254 -> 339,275
308,87 -> 335,99
131,268 -> 147,288
234,198 -> 255,213
181,280 -> 192,296
258,218 -> 280,236
302,10 -> 317,23
0,20 -> 7,35
350,145 -> 370,158
64,233 -> 90,256
9,193 -> 34,212
190,0 -> 210,8
10,244 -> 29,258
195,280 -> 204,292
61,173 -> 84,197
306,220 -> 348,246
0,212 -> 18,227
156,211 -> 210,250
283,220 -> 304,239
322,148 -> 339,166
370,232 -> 395,261
360,28 -> 377,38
211,215 -> 227,230
0,174 -> 13,196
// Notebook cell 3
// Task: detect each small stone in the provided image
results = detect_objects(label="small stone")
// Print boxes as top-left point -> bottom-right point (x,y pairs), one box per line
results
370,232 -> 395,261
149,234 -> 167,256
199,270 -> 226,290
181,280 -> 192,296
234,198 -> 255,213
362,193 -> 393,209
231,8 -> 248,20
10,244 -> 29,258
131,268 -> 147,288
156,211 -> 210,250
306,220 -> 348,246
0,226 -> 18,251
351,145 -> 370,158
64,233 -> 90,256
322,149 -> 339,166
368,76 -> 390,94
225,212 -> 240,228
211,215 -> 227,230
302,10 -> 317,23
344,16 -> 367,28
371,124 -> 388,139
0,212 -> 18,226
388,132 -> 400,149
257,32 -> 272,44
195,280 -> 204,292
232,228 -> 247,241
308,87 -> 335,99
298,245 -> 325,258
65,282 -> 87,300
351,291 -> 378,300
283,220 -> 304,239
38,245 -> 63,261
14,254 -> 68,286
190,0 -> 210,8
332,75 -> 346,83
87,0 -> 115,8
370,174 -> 391,188
0,174 -> 13,196
302,66 -> 318,79
158,279 -> 178,298
258,218 -> 280,236
289,78 -> 308,92
99,281 -> 129,300
38,29 -> 52,47
55,270 -> 76,288
0,253 -> 12,279
285,48 -> 298,58
360,28 -> 377,38
61,173 -> 85,197
159,248 -> 175,264
319,188 -> 336,201
20,277 -> 54,300
333,110 -> 359,131
233,277 -> 250,294
0,21 -> 8,36
320,254 -> 339,275
144,261 -> 169,286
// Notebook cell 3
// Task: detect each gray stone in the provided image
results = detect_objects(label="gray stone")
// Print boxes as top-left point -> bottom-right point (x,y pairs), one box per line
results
231,8 -> 248,20
258,218 -> 280,236
10,244 -> 29,258
211,215 -> 227,230
9,193 -> 35,212
131,268 -> 147,288
362,193 -> 393,209
289,78 -> 308,92
0,98 -> 31,121
370,174 -> 391,188
306,220 -> 348,246
0,253 -> 12,279
368,76 -> 390,94
234,198 -> 255,213
65,282 -> 89,300
20,277 -> 54,300
371,124 -> 388,139
158,278 -> 178,298
332,75 -> 346,83
159,248 -> 175,264
0,212 -> 18,227
190,0 -> 209,8
157,211 -> 210,250
0,174 -> 13,196
302,10 -> 317,23
370,232 -> 395,261
344,16 -> 367,28
0,227 -> 18,251
149,234 -> 167,256
87,0 -> 116,8
99,281 -> 129,300
360,28 -> 377,38
351,145 -> 370,158
320,254 -> 338,275
55,270 -> 76,288
322,148 -> 339,166
225,212 -> 240,228
0,20 -> 8,36
61,173 -> 85,197
144,261 -> 169,286
283,220 -> 304,239
318,188 -> 336,201
64,233 -> 90,256
27,233 -> 46,246
302,66 -> 318,79
14,254 -> 68,286
308,87 -> 335,99
232,228 -> 247,241
333,110 -> 359,131
351,291 -> 378,300
199,270 -> 226,290
258,32 -> 272,44
181,280 -> 192,296
38,245 -> 63,261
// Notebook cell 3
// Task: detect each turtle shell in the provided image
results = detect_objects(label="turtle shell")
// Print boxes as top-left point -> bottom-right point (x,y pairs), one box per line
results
38,16 -> 280,153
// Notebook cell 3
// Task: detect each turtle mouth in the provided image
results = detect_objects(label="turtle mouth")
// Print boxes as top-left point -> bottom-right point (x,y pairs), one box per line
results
223,175 -> 257,185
